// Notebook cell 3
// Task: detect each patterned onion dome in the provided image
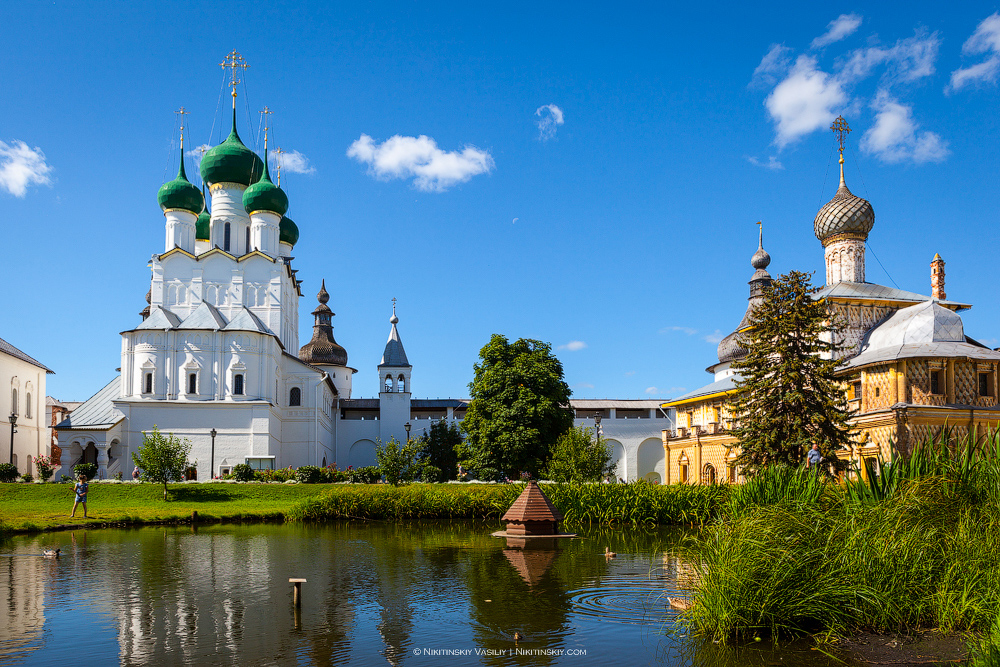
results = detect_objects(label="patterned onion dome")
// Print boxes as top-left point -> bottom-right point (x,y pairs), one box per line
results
279,215 -> 299,246
200,107 -> 265,187
243,148 -> 288,216
717,329 -> 747,365
157,152 -> 203,214
195,208 -> 211,241
813,175 -> 874,244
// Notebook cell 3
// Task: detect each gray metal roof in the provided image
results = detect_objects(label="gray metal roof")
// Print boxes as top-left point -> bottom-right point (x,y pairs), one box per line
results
135,306 -> 181,330
664,375 -> 739,404
814,282 -> 970,310
225,307 -> 273,334
569,399 -> 669,408
179,302 -> 228,329
841,300 -> 1000,370
378,321 -> 410,368
0,336 -> 53,373
54,376 -> 123,430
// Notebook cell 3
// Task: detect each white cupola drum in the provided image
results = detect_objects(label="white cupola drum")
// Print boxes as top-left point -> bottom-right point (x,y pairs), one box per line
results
813,116 -> 874,286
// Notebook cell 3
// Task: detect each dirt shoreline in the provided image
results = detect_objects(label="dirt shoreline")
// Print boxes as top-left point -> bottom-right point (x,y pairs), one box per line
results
829,631 -> 968,666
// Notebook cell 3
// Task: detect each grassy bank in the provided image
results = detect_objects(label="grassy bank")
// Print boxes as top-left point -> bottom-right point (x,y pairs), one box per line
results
0,480 -> 727,534
681,431 -> 1000,649
0,482 -> 331,532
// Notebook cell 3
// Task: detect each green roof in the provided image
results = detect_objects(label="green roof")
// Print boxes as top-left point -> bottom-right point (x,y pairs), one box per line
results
195,209 -> 211,240
200,107 -> 264,187
157,150 -> 203,214
279,215 -> 299,246
243,147 -> 288,216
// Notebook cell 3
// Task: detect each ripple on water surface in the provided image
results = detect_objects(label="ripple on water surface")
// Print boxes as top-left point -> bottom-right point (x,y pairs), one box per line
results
568,569 -> 681,626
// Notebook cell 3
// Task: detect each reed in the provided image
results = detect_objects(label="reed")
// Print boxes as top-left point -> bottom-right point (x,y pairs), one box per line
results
681,429 -> 1000,642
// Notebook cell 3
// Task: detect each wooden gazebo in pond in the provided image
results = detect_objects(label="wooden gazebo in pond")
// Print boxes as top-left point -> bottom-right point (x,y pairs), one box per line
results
497,481 -> 567,536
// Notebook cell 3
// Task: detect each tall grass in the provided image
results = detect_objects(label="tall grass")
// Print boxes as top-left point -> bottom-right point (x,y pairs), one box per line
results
290,481 -> 728,526
682,429 -> 1000,642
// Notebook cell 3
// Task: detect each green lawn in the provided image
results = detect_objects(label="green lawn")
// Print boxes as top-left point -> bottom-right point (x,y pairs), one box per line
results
0,482 -> 332,532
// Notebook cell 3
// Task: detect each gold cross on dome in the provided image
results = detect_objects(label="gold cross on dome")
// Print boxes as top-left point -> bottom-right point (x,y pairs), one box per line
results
220,50 -> 249,100
273,146 -> 285,185
260,106 -> 273,143
831,115 -> 851,155
175,107 -> 189,147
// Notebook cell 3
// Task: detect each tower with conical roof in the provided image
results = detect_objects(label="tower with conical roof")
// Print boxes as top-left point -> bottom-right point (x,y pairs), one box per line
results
157,109 -> 204,254
378,300 -> 412,446
814,116 -> 875,286
298,280 -> 356,397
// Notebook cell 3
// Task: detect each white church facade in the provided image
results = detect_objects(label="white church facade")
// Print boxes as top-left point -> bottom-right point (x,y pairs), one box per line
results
55,76 -> 673,483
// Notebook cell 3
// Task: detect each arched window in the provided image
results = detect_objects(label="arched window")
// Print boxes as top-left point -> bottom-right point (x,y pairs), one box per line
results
144,373 -> 153,394
188,373 -> 197,395
289,387 -> 301,406
322,456 -> 327,468
384,375 -> 393,393
233,374 -> 244,395
397,375 -> 405,392
245,227 -> 250,254
703,463 -> 717,485
224,222 -> 231,252
25,393 -> 31,419
11,389 -> 17,416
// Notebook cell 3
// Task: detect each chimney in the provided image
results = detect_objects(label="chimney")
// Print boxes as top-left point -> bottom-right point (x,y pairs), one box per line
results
931,254 -> 946,301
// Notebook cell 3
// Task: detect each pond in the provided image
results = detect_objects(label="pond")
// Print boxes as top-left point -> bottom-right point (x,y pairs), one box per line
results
1,523 -> 849,666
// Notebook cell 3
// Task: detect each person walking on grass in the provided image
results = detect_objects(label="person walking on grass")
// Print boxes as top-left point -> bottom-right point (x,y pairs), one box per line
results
70,474 -> 89,518
806,443 -> 824,469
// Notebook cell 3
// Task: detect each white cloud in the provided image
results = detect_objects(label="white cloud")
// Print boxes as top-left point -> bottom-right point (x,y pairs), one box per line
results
573,382 -> 595,389
703,330 -> 725,344
186,144 -> 211,168
765,55 -> 848,148
746,155 -> 784,170
346,134 -> 494,192
948,13 -> 1000,92
751,45 -> 793,88
659,326 -> 697,335
271,149 -> 315,175
624,371 -> 636,377
0,140 -> 53,197
811,14 -> 862,49
861,91 -> 949,164
644,386 -> 660,395
535,104 -> 565,141
558,340 -> 587,351
839,32 -> 939,84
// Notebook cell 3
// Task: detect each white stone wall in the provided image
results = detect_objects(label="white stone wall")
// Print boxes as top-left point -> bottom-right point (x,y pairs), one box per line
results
0,351 -> 48,475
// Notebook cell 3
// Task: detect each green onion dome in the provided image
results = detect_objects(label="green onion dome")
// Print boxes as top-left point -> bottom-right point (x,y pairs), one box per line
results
157,151 -> 203,214
200,107 -> 264,187
195,208 -> 211,241
279,215 -> 299,246
242,148 -> 288,216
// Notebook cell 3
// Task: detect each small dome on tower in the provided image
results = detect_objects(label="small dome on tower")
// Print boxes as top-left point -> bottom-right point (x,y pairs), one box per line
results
157,153 -> 203,214
200,108 -> 264,187
814,182 -> 874,244
243,148 -> 288,216
279,215 -> 299,246
298,280 -> 349,367
195,199 -> 211,240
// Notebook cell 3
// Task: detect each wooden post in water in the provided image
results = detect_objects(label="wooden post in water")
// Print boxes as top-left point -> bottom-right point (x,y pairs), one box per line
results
289,578 -> 306,607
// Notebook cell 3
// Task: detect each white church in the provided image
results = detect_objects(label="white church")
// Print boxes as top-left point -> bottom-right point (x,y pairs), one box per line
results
55,72 -> 672,482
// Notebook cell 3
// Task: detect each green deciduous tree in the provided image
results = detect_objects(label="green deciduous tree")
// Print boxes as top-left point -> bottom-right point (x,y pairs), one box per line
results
459,335 -> 573,477
132,425 -> 193,499
416,419 -> 463,482
731,270 -> 853,475
375,436 -> 424,486
542,426 -> 616,482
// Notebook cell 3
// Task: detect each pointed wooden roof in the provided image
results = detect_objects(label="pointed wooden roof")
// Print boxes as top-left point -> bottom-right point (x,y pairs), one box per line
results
501,481 -> 563,523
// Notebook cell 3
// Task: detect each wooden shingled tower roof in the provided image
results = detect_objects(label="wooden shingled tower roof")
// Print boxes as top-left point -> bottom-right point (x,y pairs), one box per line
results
501,481 -> 563,523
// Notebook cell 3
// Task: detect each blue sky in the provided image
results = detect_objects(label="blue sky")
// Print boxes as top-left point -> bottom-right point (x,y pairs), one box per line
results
2,2 -> 998,403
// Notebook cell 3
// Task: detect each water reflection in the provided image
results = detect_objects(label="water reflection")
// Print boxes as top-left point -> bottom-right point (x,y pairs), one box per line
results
1,523 -> 852,666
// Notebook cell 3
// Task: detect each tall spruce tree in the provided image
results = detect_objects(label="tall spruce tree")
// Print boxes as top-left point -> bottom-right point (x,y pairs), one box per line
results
730,270 -> 853,474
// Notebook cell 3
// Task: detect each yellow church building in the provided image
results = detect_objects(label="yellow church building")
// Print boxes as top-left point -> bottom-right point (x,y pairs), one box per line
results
660,119 -> 1000,484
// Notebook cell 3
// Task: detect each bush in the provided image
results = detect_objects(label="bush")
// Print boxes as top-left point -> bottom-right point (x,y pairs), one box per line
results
73,463 -> 98,481
375,437 -> 424,486
20,472 -> 33,483
254,467 -> 294,483
420,465 -> 443,483
231,463 -> 255,482
295,465 -> 322,484
475,467 -> 502,483
347,466 -> 380,484
0,463 -> 18,483
319,466 -> 349,483
33,454 -> 57,482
